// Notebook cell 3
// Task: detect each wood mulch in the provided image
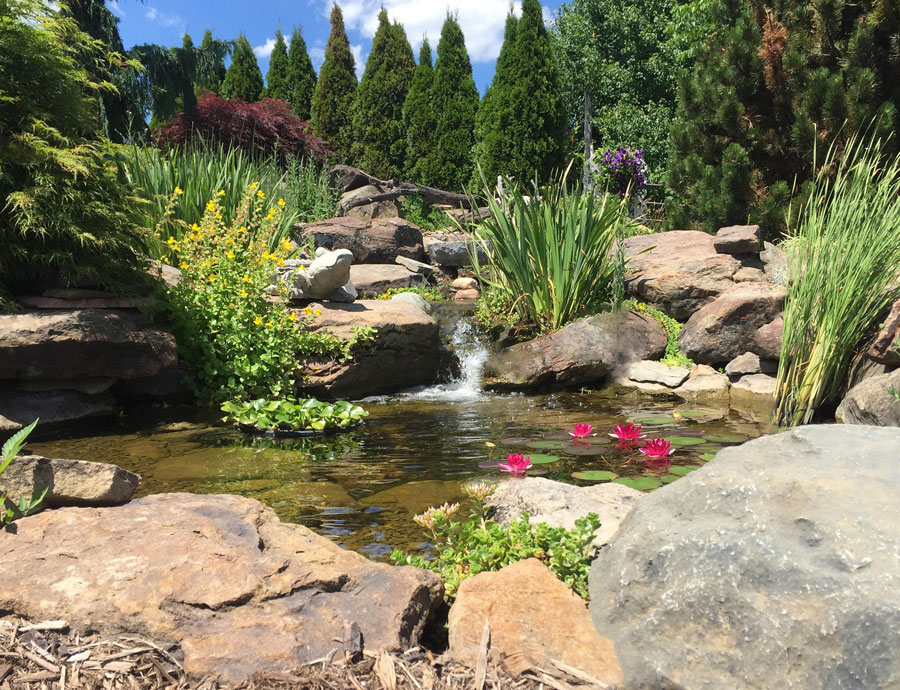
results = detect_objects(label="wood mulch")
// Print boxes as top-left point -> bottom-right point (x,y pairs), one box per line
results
0,619 -> 605,690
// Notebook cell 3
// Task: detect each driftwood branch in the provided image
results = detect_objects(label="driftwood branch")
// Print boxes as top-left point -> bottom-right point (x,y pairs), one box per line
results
338,180 -> 482,215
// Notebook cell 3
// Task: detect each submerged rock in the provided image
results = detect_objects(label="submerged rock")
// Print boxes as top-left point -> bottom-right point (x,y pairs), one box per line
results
0,493 -> 443,683
484,310 -> 666,392
449,559 -> 624,687
589,425 -> 900,690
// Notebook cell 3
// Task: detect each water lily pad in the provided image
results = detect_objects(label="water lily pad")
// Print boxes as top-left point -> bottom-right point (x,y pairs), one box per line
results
528,440 -> 568,450
660,474 -> 680,484
669,465 -> 700,476
614,476 -> 663,491
500,437 -> 532,447
571,470 -> 617,482
633,416 -> 677,425
677,410 -> 708,419
561,444 -> 607,456
477,460 -> 502,469
698,453 -> 717,462
663,436 -> 706,446
528,453 -> 560,464
704,433 -> 747,443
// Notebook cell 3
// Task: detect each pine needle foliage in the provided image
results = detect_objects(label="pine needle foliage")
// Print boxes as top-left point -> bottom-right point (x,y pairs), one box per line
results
265,28 -> 291,101
197,29 -> 228,94
428,14 -> 480,191
775,131 -> 900,426
310,4 -> 357,158
351,9 -> 416,178
287,27 -> 317,120
403,39 -> 436,182
221,34 -> 264,103
0,0 -> 148,297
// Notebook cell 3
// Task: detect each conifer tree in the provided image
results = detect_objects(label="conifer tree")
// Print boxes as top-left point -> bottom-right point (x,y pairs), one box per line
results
221,34 -> 263,102
287,27 -> 317,120
473,12 -> 518,183
310,4 -> 357,157
667,0 -> 900,236
351,10 -> 416,178
179,33 -> 198,118
197,29 -> 228,94
428,14 -> 479,191
403,38 -> 436,182
265,28 -> 291,101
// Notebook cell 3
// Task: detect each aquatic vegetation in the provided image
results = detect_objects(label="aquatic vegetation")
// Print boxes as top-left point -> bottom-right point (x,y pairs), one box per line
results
498,453 -> 532,475
609,423 -> 646,440
569,423 -> 595,438
221,397 -> 368,433
1,419 -> 47,525
640,438 -> 674,460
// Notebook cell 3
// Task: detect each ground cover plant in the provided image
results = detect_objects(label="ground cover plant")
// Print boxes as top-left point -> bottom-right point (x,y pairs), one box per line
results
775,132 -> 900,426
160,184 -> 345,403
391,483 -> 600,599
467,165 -> 632,332
221,397 -> 368,432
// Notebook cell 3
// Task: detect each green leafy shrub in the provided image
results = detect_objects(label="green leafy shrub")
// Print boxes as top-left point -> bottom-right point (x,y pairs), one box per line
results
1,419 -> 47,525
161,184 -> 345,403
0,0 -> 148,297
391,487 -> 600,599
624,299 -> 693,367
221,397 -> 367,432
467,165 -> 631,331
400,194 -> 453,231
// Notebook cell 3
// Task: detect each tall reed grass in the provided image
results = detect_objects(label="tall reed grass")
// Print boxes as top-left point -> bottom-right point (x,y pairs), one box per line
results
123,140 -> 334,255
467,164 -> 632,331
775,132 -> 900,425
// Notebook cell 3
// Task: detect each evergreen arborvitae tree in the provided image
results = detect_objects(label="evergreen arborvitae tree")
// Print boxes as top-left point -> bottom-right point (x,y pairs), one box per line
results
221,34 -> 263,102
667,0 -> 900,236
179,33 -> 198,118
310,4 -> 357,157
265,28 -> 291,100
473,12 -> 518,184
351,10 -> 416,178
403,38 -> 436,182
197,29 -> 228,93
428,14 -> 480,191
287,27 -> 317,120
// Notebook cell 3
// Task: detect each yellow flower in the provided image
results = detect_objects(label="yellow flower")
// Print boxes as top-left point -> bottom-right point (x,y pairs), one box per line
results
206,201 -> 216,212
240,289 -> 248,298
304,306 -> 312,316
208,274 -> 217,282
243,275 -> 251,283
277,198 -> 286,207
288,312 -> 298,322
266,320 -> 274,328
227,251 -> 235,259
174,186 -> 183,196
256,189 -> 265,199
161,256 -> 170,264
250,181 -> 259,190
226,237 -> 235,245
180,262 -> 188,269
278,258 -> 285,266
238,226 -> 247,234
167,236 -> 176,245
191,223 -> 200,231
217,189 -> 226,197
314,309 -> 322,317
254,316 -> 263,326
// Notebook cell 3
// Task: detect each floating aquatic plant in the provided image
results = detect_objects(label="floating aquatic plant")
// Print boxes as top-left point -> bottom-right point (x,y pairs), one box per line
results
609,423 -> 646,441
569,423 -> 595,438
498,453 -> 532,475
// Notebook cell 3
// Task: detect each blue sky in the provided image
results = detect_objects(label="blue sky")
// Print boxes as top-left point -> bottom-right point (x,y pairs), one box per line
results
110,0 -> 564,95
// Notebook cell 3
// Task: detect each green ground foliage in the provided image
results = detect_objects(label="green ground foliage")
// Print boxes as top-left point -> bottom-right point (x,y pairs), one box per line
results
403,39 -> 436,182
666,0 -> 900,237
0,0 -> 148,299
310,4 -> 357,157
490,0 -> 566,183
624,300 -> 693,366
428,14 -> 480,191
264,28 -> 291,101
197,29 -> 229,94
351,10 -> 416,179
287,27 -> 317,120
221,34 -> 264,103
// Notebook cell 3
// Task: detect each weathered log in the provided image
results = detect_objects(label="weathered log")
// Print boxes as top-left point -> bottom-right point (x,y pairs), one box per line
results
337,180 -> 482,215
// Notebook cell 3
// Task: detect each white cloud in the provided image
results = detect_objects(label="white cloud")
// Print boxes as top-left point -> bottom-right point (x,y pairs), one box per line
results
350,44 -> 366,72
108,0 -> 125,18
254,38 -> 277,58
318,0 -> 545,63
144,5 -> 186,33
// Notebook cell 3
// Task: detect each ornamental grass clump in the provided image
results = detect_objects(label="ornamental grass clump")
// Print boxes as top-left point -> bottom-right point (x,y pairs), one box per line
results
162,184 -> 343,403
468,164 -> 631,331
775,132 -> 900,426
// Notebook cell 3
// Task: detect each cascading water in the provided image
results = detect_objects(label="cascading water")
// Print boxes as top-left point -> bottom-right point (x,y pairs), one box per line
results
405,318 -> 491,402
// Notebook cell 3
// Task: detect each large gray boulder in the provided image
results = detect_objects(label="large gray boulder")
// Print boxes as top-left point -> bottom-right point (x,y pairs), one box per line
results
349,263 -> 423,297
484,310 -> 666,392
836,368 -> 900,427
589,425 -> 900,690
0,493 -> 443,683
424,238 -> 490,268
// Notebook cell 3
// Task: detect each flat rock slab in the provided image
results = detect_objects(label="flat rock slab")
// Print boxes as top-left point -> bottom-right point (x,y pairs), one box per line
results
836,368 -> 900,426
298,217 -> 425,264
0,494 -> 443,683
0,390 -> 118,433
449,559 -> 624,687
729,373 -> 776,416
349,264 -> 423,296
18,296 -> 157,310
623,231 -> 741,321
623,360 -> 691,388
672,364 -> 731,403
713,224 -> 761,254
0,454 -> 138,508
725,351 -> 777,377
300,300 -> 454,399
487,477 -> 643,548
0,310 -> 176,382
590,425 -> 900,690
484,310 -> 666,392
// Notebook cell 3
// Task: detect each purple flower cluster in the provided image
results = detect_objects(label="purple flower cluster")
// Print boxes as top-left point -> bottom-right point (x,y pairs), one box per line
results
599,146 -> 647,198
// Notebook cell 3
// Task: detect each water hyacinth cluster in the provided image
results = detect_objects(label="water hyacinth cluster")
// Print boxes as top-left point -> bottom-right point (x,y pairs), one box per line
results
599,146 -> 647,198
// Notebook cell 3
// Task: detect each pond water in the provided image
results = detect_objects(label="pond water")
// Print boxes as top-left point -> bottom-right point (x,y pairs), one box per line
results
28,317 -> 776,560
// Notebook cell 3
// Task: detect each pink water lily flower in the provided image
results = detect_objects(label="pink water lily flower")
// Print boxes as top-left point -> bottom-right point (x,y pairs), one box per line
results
640,438 -> 674,459
609,424 -> 646,441
499,453 -> 532,475
569,423 -> 595,438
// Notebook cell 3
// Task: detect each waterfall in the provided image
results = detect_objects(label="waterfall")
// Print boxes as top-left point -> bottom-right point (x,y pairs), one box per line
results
406,318 -> 491,402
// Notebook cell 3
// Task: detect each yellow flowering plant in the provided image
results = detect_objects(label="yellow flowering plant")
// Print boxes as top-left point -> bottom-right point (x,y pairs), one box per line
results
163,185 -> 344,403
